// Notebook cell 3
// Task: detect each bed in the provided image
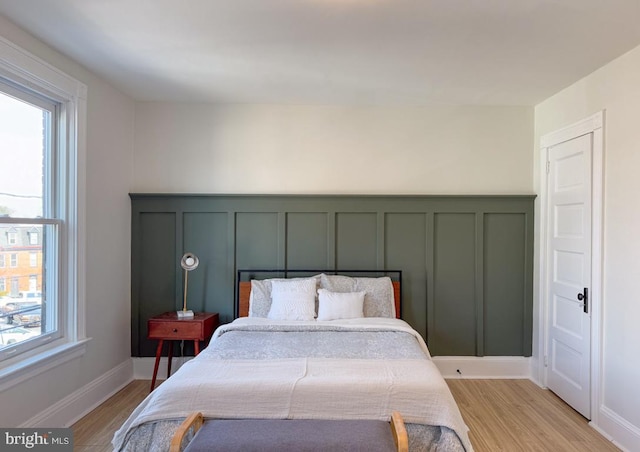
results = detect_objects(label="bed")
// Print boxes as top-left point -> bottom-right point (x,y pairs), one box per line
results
113,270 -> 472,451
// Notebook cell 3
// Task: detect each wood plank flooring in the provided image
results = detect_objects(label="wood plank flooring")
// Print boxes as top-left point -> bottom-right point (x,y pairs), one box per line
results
73,379 -> 618,451
447,379 -> 618,451
73,380 -> 150,452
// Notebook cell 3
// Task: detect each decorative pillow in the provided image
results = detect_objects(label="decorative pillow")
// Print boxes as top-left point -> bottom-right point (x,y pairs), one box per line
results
249,279 -> 273,317
319,274 -> 355,292
267,278 -> 317,321
249,275 -> 320,318
319,274 -> 395,318
317,289 -> 365,321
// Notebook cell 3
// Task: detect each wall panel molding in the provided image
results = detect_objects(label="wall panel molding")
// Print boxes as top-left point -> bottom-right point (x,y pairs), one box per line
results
131,194 -> 535,357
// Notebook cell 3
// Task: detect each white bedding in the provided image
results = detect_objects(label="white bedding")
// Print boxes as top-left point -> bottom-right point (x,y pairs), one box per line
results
113,318 -> 472,451
216,316 -> 432,356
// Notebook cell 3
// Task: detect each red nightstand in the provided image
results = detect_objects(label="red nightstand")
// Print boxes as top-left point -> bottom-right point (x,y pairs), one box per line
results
147,312 -> 219,392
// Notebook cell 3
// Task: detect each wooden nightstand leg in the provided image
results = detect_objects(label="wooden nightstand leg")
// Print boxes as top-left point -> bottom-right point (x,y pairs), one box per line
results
167,341 -> 173,377
194,340 -> 200,355
150,339 -> 164,392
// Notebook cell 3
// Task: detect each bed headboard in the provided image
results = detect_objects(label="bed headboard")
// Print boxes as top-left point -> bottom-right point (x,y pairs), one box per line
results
236,270 -> 402,319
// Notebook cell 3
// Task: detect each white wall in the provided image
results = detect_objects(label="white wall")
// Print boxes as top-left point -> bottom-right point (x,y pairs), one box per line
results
0,15 -> 134,426
535,44 -> 640,450
133,103 -> 533,194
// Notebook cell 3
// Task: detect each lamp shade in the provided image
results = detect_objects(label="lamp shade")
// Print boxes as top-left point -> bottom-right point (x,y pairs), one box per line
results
181,252 -> 199,271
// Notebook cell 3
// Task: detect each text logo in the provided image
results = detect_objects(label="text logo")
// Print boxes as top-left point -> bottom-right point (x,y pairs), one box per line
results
0,429 -> 72,451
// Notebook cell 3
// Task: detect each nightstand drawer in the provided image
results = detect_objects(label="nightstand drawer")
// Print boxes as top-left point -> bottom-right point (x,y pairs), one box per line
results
147,312 -> 219,341
148,321 -> 203,339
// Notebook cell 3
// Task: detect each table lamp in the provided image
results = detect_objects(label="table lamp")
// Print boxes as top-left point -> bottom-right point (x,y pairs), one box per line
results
178,252 -> 199,319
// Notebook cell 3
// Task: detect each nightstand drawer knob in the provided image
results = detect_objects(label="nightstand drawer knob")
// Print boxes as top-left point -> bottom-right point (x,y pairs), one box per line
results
173,328 -> 178,333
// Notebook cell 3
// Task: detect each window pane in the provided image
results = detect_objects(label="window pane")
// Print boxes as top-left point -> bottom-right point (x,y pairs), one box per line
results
0,92 -> 46,219
0,223 -> 54,349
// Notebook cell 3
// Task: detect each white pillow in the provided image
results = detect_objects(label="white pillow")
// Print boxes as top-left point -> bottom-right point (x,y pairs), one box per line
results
249,275 -> 321,317
317,289 -> 365,321
319,274 -> 395,318
267,278 -> 317,321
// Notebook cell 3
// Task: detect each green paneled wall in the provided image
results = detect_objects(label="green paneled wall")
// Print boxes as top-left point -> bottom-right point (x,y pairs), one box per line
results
133,212 -> 176,356
385,213 -> 427,336
286,213 -> 328,268
336,213 -> 378,269
432,213 -> 477,356
484,213 -> 529,355
130,194 -> 535,357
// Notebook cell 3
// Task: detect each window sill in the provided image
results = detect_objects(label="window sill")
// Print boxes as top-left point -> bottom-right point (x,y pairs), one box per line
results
0,338 -> 92,392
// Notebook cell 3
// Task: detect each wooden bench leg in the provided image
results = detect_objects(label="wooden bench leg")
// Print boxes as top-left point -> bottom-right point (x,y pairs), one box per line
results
170,412 -> 204,452
391,411 -> 408,452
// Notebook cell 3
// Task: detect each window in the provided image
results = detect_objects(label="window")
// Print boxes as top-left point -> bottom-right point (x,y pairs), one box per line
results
29,275 -> 37,292
0,36 -> 87,383
1,88 -> 52,345
0,278 -> 4,292
0,254 -> 4,268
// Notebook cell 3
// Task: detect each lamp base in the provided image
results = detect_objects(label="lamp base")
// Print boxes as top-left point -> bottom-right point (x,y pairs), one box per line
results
176,309 -> 194,319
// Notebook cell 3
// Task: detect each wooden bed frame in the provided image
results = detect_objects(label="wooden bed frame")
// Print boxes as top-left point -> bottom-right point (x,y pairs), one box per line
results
236,270 -> 402,319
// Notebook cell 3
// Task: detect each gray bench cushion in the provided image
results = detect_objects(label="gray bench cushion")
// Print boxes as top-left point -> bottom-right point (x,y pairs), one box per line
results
184,419 -> 397,452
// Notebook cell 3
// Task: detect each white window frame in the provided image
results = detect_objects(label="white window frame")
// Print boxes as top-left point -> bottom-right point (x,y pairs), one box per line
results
0,277 -> 4,292
9,253 -> 17,268
0,35 -> 88,389
0,254 -> 4,268
29,252 -> 37,267
29,231 -> 38,245
7,230 -> 17,245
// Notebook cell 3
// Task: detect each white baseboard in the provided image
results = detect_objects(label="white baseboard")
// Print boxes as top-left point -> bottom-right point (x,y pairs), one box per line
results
21,359 -> 133,428
528,356 -> 544,387
132,356 -> 193,380
433,356 -> 532,379
591,405 -> 640,452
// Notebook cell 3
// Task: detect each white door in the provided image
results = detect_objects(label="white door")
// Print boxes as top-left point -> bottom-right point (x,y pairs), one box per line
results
546,132 -> 592,419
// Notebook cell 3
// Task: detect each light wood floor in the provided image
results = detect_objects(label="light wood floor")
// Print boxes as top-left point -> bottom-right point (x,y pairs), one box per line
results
447,379 -> 618,451
73,380 -> 151,452
73,379 -> 618,451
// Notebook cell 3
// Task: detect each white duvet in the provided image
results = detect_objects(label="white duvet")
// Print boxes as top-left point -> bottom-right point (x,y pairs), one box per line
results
113,318 -> 472,451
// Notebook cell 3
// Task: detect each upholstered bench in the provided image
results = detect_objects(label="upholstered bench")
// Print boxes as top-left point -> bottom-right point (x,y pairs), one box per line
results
170,412 -> 408,452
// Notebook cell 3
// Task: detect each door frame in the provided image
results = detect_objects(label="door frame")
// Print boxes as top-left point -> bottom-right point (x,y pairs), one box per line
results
538,111 -> 604,424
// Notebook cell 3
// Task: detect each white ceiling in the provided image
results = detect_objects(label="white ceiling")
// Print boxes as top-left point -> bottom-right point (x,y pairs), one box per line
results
1,0 -> 640,106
